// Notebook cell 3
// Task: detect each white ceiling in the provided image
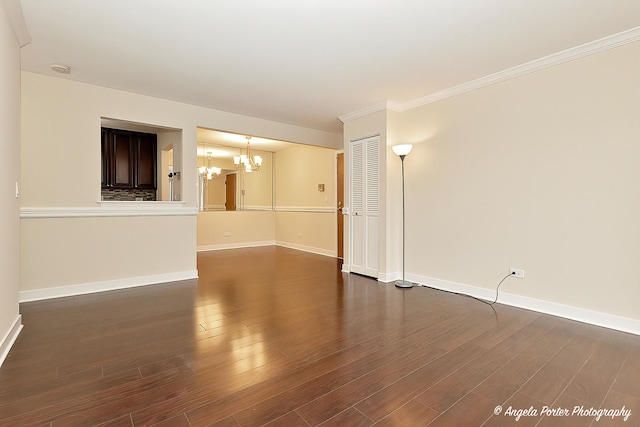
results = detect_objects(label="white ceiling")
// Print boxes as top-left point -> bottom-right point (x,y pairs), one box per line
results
18,0 -> 640,133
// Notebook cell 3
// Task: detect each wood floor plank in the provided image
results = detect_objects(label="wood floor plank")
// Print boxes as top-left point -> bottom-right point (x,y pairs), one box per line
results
354,341 -> 486,422
229,331 -> 448,427
373,399 -> 438,427
147,413 -> 192,427
472,324 -> 575,405
318,408 -> 373,427
536,393 -> 593,427
612,352 -> 640,400
517,335 -> 598,405
563,341 -> 628,407
423,392 -> 494,426
261,411 -> 313,427
0,366 -> 192,426
414,315 -> 555,413
181,344 -> 374,426
0,368 -> 142,421
93,413 -> 134,427
480,391 -> 546,426
596,388 -> 639,426
204,416 -> 241,427
295,345 -> 447,426
0,247 -> 638,427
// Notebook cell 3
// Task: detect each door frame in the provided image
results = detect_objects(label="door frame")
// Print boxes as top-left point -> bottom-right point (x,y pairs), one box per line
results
337,152 -> 344,259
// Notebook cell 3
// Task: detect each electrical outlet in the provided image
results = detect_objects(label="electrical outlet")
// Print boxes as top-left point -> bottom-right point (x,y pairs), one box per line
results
223,231 -> 231,237
510,268 -> 525,278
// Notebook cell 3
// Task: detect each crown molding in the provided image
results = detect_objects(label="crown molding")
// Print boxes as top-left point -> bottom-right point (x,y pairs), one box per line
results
339,26 -> 640,121
1,0 -> 32,47
338,101 -> 402,124
399,26 -> 640,112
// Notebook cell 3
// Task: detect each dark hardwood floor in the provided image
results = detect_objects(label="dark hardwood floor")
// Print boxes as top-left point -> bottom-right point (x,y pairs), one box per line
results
1,246 -> 638,426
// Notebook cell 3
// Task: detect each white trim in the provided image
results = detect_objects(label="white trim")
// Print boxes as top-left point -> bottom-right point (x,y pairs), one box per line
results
386,272 -> 640,336
0,315 -> 23,367
341,264 -> 350,273
274,206 -> 335,213
243,205 -> 275,211
498,292 -> 640,337
204,204 -> 226,210
399,26 -> 640,112
339,26 -> 640,121
198,241 -> 337,258
377,271 -> 399,283
197,241 -> 276,252
21,203 -> 197,218
338,101 -> 395,124
19,270 -> 198,302
276,241 -> 336,258
1,0 -> 32,46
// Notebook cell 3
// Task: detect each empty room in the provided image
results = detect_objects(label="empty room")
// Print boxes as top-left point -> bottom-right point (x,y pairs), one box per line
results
1,1 -> 639,426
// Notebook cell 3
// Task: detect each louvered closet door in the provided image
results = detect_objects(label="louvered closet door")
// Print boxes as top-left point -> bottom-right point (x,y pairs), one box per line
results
350,136 -> 379,278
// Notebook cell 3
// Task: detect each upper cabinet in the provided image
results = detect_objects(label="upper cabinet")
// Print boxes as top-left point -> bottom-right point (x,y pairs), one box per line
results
136,132 -> 157,189
102,127 -> 157,190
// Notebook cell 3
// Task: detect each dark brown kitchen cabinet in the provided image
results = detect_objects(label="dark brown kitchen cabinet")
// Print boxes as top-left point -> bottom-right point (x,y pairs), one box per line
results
135,132 -> 157,189
101,128 -> 157,189
101,128 -> 109,187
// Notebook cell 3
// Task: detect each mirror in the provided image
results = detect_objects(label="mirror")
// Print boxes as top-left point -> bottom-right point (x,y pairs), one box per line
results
197,129 -> 278,211
197,144 -> 273,211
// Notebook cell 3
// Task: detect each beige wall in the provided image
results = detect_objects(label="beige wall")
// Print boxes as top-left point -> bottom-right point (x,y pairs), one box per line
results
21,72 -> 341,209
0,2 -> 22,362
197,211 -> 275,248
275,144 -> 336,208
21,216 -> 196,290
274,144 -> 337,255
347,40 -> 640,323
275,211 -> 336,256
20,72 -> 340,294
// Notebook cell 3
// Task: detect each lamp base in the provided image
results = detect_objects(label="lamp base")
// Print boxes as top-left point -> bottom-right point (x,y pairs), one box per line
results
394,280 -> 414,289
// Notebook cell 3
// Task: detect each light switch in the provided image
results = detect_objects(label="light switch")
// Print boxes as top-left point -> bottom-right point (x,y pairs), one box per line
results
15,182 -> 19,199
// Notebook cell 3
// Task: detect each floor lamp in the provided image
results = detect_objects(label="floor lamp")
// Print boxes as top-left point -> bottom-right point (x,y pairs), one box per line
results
392,144 -> 413,288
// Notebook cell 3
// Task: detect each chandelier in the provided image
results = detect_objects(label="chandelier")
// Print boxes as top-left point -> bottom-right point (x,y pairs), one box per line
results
198,150 -> 221,180
234,136 -> 262,172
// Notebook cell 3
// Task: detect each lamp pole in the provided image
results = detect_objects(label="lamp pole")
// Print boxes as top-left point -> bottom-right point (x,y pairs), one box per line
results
392,144 -> 413,288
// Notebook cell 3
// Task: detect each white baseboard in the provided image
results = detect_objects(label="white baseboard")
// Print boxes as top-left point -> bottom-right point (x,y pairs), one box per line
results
382,272 -> 640,336
197,241 -> 276,252
0,315 -> 23,367
377,271 -> 399,283
19,270 -> 199,303
275,241 -> 336,258
342,264 -> 350,273
198,241 -> 337,258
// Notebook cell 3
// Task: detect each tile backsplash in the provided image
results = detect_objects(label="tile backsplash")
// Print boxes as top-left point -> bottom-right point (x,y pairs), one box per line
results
101,188 -> 156,201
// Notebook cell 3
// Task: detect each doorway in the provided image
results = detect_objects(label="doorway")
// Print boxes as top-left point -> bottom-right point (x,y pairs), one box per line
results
349,136 -> 379,278
225,173 -> 237,211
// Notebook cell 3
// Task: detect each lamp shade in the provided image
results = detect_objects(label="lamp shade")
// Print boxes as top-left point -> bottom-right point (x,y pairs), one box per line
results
392,144 -> 413,156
